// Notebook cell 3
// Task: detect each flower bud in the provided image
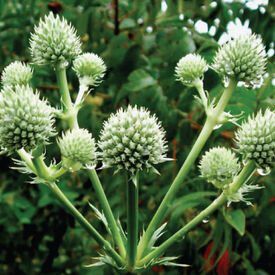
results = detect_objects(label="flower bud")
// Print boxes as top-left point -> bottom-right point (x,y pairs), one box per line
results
175,54 -> 207,86
199,147 -> 240,189
30,12 -> 82,67
99,105 -> 168,174
235,109 -> 275,171
58,128 -> 97,171
73,53 -> 106,87
212,34 -> 267,87
0,85 -> 55,152
1,61 -> 33,88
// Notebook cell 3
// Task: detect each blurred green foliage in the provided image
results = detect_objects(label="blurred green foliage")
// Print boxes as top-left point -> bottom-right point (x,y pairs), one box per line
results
0,0 -> 274,274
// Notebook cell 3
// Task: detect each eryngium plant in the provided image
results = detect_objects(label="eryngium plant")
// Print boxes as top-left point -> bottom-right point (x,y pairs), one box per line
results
0,85 -> 55,152
1,11 -> 272,274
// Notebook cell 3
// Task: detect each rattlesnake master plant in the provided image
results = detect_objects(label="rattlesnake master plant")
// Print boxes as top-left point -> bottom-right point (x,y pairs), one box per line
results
58,128 -> 97,171
0,85 -> 55,152
175,54 -> 207,86
1,61 -> 33,88
73,53 -> 107,88
235,109 -> 275,172
99,105 -> 168,174
212,34 -> 267,87
199,147 -> 240,189
30,12 -> 82,66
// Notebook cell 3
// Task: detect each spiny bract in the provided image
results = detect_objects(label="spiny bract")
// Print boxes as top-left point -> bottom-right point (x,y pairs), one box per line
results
212,34 -> 267,87
235,109 -> 275,171
175,54 -> 207,85
199,147 -> 240,189
73,53 -> 106,87
1,61 -> 33,88
58,128 -> 97,171
30,12 -> 82,66
0,85 -> 55,152
99,105 -> 168,174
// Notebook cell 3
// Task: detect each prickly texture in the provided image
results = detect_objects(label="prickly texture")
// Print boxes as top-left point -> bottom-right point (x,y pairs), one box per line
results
99,105 -> 168,174
199,147 -> 240,189
73,53 -> 106,87
1,61 -> 33,88
30,12 -> 82,67
175,54 -> 207,85
235,109 -> 275,171
58,128 -> 97,171
212,34 -> 267,87
0,85 -> 55,152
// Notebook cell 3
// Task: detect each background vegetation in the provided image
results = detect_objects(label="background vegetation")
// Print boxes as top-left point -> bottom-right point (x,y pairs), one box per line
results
0,0 -> 274,274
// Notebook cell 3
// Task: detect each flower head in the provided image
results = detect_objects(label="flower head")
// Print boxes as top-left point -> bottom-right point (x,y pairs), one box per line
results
1,61 -> 33,88
199,147 -> 240,189
73,53 -> 106,87
30,12 -> 82,67
212,34 -> 267,87
58,128 -> 97,171
235,109 -> 275,171
175,54 -> 207,86
98,105 -> 168,174
0,85 -> 55,152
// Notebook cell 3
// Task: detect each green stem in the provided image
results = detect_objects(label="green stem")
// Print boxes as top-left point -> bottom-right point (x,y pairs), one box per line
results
193,78 -> 207,110
136,79 -> 237,260
87,169 -> 126,258
32,155 -> 51,179
55,64 -> 79,129
48,182 -> 125,267
137,160 -> 256,266
127,174 -> 139,269
17,148 -> 36,173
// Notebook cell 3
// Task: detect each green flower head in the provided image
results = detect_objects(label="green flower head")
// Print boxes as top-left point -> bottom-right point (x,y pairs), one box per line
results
30,12 -> 82,67
212,34 -> 267,87
199,147 -> 240,189
99,105 -> 169,174
0,85 -> 55,152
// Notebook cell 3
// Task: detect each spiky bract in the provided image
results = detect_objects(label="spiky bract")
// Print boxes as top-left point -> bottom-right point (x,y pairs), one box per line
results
73,53 -> 106,87
175,54 -> 207,86
0,85 -> 55,152
212,34 -> 267,87
1,61 -> 33,88
235,109 -> 275,171
30,12 -> 82,66
99,105 -> 168,174
199,147 -> 240,189
58,128 -> 97,171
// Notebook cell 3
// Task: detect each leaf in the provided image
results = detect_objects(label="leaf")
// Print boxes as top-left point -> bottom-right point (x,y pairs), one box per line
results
120,18 -> 136,29
126,69 -> 156,92
223,209 -> 246,236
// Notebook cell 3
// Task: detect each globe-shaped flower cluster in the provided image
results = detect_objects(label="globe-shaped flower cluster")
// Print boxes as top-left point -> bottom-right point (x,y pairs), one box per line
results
0,85 -> 55,152
235,109 -> 275,171
58,128 -> 97,171
30,12 -> 82,66
99,105 -> 168,174
199,147 -> 240,188
1,61 -> 33,88
212,34 -> 267,87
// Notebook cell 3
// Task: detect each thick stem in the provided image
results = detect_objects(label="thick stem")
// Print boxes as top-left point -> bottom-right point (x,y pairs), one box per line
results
136,79 -> 237,260
137,160 -> 256,266
32,155 -> 51,179
48,182 -> 125,267
87,169 -> 126,258
193,78 -> 207,110
127,174 -> 139,268
17,148 -> 36,173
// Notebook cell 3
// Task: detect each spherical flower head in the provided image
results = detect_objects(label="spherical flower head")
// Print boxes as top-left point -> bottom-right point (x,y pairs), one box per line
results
73,53 -> 106,87
58,128 -> 97,171
30,12 -> 82,67
98,105 -> 168,174
199,147 -> 240,189
0,85 -> 55,152
235,109 -> 275,172
1,61 -> 33,88
212,34 -> 267,87
175,54 -> 207,86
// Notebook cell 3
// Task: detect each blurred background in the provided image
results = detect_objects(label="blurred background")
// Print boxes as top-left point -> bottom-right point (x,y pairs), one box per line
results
0,0 -> 274,274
